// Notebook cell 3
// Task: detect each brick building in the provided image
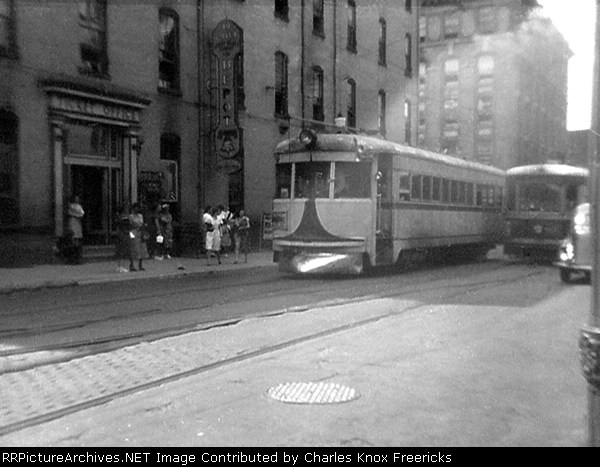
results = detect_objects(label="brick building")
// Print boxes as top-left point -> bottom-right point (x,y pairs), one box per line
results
418,0 -> 571,169
200,0 -> 419,218
0,0 -> 417,266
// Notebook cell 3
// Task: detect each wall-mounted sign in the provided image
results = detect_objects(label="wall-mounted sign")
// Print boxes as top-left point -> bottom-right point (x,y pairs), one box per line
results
213,20 -> 242,160
49,95 -> 141,123
216,158 -> 242,175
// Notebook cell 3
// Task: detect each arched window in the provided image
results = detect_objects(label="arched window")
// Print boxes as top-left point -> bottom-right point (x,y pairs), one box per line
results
378,18 -> 387,66
405,33 -> 413,77
78,0 -> 108,76
347,0 -> 357,52
0,0 -> 17,57
313,0 -> 324,35
0,108 -> 18,225
404,100 -> 412,145
275,51 -> 289,117
378,90 -> 386,137
312,66 -> 324,122
346,78 -> 356,128
158,8 -> 180,91
274,0 -> 289,21
160,133 -> 180,203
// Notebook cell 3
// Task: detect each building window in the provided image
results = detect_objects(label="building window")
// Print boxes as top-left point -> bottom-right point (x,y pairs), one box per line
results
419,17 -> 426,43
404,100 -> 412,146
275,51 -> 289,117
313,0 -> 324,36
0,108 -> 18,226
404,33 -> 412,77
78,0 -> 108,77
158,9 -> 180,92
428,16 -> 441,41
160,133 -> 180,203
347,0 -> 357,53
405,0 -> 412,13
0,0 -> 16,58
378,18 -> 387,66
312,66 -> 324,122
275,0 -> 289,21
378,90 -> 386,137
478,7 -> 496,34
476,55 -> 495,164
346,78 -> 356,128
444,12 -> 460,39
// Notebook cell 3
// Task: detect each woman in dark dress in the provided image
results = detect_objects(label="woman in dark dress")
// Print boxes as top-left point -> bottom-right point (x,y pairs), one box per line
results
128,203 -> 145,272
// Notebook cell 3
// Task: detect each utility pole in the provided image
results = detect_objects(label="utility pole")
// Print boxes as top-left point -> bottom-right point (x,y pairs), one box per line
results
582,0 -> 600,447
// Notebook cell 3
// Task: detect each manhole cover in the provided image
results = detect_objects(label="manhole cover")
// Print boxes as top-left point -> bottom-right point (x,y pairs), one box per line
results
267,382 -> 359,404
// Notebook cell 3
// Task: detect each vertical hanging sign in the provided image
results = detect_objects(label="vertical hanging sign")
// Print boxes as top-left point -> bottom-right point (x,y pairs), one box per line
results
213,20 -> 242,173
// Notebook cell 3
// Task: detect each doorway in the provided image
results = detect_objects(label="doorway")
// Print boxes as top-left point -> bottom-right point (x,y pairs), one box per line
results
68,165 -> 122,244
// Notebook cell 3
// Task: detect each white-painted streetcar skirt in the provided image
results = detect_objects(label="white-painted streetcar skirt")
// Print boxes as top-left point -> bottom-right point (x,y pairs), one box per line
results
267,382 -> 359,404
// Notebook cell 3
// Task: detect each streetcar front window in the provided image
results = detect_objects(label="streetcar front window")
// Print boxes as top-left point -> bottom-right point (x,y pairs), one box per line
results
333,162 -> 371,198
275,163 -> 292,199
518,183 -> 560,212
295,162 -> 330,198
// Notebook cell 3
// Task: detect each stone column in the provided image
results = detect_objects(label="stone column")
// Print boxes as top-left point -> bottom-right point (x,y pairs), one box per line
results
124,127 -> 141,205
50,115 -> 66,238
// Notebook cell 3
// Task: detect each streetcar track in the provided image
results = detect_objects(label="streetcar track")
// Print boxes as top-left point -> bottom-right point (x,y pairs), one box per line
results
0,290 -> 473,436
0,263 -> 550,436
1,262 -> 543,364
0,272 -> 273,317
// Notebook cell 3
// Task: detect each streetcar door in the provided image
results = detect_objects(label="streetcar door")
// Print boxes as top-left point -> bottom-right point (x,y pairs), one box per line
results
376,155 -> 394,264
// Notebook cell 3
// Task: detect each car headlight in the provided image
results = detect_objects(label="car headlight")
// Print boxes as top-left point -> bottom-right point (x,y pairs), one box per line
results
574,211 -> 590,236
559,240 -> 574,262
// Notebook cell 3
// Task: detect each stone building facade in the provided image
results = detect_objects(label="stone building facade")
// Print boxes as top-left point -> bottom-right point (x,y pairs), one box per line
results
418,0 -> 570,169
0,0 -> 418,266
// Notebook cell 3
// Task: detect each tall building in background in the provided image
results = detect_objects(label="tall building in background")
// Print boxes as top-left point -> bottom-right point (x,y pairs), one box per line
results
0,0 -> 418,266
418,0 -> 571,169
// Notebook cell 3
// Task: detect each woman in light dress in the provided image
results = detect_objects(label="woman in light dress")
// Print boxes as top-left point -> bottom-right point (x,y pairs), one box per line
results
204,206 -> 222,265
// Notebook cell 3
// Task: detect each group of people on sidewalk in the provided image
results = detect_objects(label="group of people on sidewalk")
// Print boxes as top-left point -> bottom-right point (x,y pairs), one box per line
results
63,196 -> 250,272
115,202 -> 250,273
115,202 -> 175,272
202,205 -> 250,266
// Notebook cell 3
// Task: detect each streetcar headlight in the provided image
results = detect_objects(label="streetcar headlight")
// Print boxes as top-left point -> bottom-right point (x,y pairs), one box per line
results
299,129 -> 318,149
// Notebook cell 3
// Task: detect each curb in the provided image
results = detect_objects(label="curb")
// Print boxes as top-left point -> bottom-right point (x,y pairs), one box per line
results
0,261 -> 276,294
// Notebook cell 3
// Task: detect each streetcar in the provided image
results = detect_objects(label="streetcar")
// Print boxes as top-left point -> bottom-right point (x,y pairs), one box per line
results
503,164 -> 589,261
272,130 -> 505,274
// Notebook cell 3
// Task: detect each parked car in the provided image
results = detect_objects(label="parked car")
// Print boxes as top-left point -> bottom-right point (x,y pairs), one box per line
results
555,202 -> 592,283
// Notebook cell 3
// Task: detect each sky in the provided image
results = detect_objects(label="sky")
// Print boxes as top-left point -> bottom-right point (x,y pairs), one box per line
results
538,0 -> 596,131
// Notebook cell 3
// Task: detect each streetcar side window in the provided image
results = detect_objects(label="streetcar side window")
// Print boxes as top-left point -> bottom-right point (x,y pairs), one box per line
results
506,184 -> 516,211
411,174 -> 422,201
495,186 -> 503,207
398,171 -> 411,201
275,163 -> 292,199
458,181 -> 466,204
466,182 -> 474,206
295,161 -> 330,198
422,175 -> 432,202
333,162 -> 371,198
432,177 -> 441,202
442,178 -> 450,203
450,180 -> 459,204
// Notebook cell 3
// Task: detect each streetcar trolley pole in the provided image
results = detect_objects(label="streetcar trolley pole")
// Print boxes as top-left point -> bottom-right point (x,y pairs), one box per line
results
582,0 -> 600,447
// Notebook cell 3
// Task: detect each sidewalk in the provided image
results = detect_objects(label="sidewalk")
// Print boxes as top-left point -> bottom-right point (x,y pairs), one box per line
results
0,250 -> 275,294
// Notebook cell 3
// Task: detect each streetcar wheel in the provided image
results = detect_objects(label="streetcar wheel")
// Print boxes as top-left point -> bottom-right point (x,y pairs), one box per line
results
560,268 -> 571,283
